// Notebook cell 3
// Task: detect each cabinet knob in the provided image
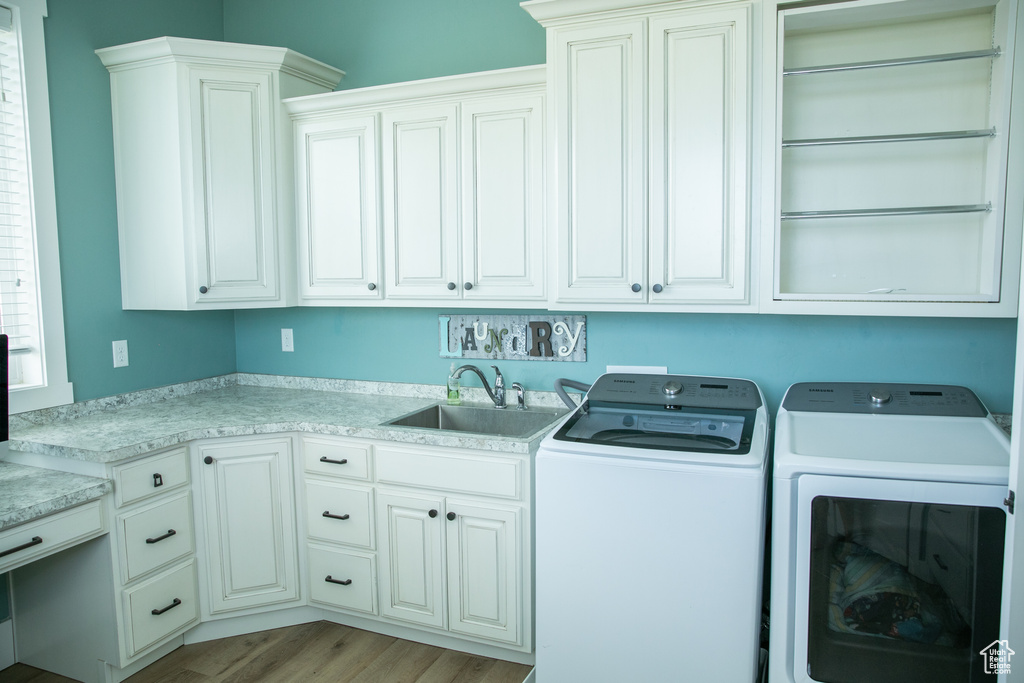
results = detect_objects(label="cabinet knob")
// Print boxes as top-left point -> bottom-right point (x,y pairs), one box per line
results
447,282 -> 456,291
428,509 -> 438,518
367,283 -> 376,291
652,284 -> 664,294
199,286 -> 209,294
203,456 -> 213,465
464,282 -> 473,291
631,283 -> 641,293
447,511 -> 456,521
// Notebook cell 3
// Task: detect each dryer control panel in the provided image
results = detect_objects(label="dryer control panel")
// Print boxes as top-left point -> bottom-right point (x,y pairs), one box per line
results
782,382 -> 987,417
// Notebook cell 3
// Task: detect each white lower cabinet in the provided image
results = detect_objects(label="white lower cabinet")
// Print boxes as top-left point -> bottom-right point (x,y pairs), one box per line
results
123,560 -> 199,657
11,432 -> 531,683
300,434 -> 530,653
10,446 -> 201,683
377,492 -> 521,645
193,436 -> 300,615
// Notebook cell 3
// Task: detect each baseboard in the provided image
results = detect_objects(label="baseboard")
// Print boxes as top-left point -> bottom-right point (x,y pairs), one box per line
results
0,619 -> 13,671
183,606 -> 324,644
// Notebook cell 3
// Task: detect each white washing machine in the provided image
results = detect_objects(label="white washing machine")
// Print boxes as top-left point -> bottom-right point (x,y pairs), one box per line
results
768,382 -> 1011,683
535,373 -> 770,683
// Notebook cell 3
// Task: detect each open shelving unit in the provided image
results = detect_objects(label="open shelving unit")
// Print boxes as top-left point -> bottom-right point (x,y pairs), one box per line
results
773,0 -> 1018,306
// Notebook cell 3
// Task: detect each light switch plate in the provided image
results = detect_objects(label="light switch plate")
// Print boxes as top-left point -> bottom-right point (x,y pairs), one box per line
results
281,328 -> 294,352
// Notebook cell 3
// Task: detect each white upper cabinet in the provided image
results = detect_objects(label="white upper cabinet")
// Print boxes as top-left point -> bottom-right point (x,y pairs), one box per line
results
762,0 -> 1024,316
287,66 -> 546,306
524,0 -> 757,310
97,38 -> 344,310
294,114 -> 383,300
382,103 -> 461,299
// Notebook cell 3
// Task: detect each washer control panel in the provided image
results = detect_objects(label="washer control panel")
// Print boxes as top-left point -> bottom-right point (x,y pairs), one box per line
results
782,382 -> 987,417
586,373 -> 762,411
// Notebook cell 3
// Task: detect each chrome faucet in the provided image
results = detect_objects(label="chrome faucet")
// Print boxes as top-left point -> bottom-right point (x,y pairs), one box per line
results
453,364 -> 506,408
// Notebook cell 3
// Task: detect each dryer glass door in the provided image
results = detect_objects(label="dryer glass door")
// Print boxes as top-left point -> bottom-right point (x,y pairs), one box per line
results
794,475 -> 1006,683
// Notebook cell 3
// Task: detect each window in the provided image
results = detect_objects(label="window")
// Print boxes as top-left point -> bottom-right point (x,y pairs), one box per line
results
2,0 -> 71,413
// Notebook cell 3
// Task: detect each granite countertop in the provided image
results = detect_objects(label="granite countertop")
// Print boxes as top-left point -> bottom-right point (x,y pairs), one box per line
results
8,373 -> 570,464
0,462 -> 111,531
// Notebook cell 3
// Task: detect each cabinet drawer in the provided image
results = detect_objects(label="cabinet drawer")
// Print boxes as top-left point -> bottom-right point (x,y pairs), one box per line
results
115,448 -> 189,507
307,545 -> 376,614
119,492 -> 194,582
306,480 -> 373,549
375,445 -> 521,499
302,437 -> 372,481
124,560 -> 199,657
0,500 -> 106,574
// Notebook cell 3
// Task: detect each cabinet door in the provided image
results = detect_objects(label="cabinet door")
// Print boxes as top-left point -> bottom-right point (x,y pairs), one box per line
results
195,437 -> 299,614
376,490 -> 445,628
553,21 -> 646,303
445,500 -> 521,645
188,67 -> 280,305
461,94 -> 545,301
295,114 -> 383,301
382,104 -> 461,299
648,5 -> 750,303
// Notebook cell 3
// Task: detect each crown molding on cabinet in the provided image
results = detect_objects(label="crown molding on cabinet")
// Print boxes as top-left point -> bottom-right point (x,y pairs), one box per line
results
284,64 -> 546,117
96,36 -> 345,90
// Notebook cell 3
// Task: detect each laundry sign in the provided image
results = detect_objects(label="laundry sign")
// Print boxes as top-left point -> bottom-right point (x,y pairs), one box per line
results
439,314 -> 586,362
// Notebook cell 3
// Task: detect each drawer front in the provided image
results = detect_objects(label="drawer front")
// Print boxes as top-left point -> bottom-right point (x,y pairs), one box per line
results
124,560 -> 199,657
307,545 -> 376,614
115,448 -> 190,507
303,437 -> 371,481
306,480 -> 373,549
120,492 -> 194,583
0,500 -> 106,574
375,445 -> 521,499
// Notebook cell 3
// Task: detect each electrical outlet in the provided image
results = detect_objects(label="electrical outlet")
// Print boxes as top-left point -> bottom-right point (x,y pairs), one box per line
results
281,328 -> 294,353
113,340 -> 129,368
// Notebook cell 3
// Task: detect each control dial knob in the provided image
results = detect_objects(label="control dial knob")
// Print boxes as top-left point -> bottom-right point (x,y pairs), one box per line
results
662,381 -> 683,397
869,388 -> 893,406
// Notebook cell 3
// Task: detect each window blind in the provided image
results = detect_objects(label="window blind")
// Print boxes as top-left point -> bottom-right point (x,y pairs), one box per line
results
0,3 -> 39,379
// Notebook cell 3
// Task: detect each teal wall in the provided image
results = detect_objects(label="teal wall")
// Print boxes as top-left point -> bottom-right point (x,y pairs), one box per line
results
30,0 -> 1020,418
43,0 -> 237,402
233,308 -> 1017,416
222,0 -> 546,90
223,0 -> 1018,414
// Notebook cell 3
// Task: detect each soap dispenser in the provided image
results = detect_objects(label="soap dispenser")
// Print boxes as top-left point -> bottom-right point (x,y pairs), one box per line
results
447,363 -> 461,405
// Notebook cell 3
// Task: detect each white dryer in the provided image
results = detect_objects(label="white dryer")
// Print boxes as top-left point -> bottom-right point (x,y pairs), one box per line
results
535,373 -> 770,683
768,382 -> 1011,683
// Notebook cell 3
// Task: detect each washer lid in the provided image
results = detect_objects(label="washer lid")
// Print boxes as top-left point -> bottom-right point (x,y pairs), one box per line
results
553,404 -> 758,454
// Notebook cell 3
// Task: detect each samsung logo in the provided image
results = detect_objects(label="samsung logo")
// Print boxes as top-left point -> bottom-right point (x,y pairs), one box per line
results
808,388 -> 834,393
613,379 -> 636,384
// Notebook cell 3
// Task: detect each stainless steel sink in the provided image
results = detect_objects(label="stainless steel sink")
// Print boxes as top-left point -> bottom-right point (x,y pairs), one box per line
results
385,403 -> 567,438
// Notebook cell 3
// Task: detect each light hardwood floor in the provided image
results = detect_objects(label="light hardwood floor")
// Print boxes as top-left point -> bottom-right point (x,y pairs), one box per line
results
0,621 -> 533,683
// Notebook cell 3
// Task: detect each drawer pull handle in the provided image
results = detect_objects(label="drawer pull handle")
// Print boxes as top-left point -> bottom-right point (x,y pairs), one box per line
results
146,529 -> 177,544
153,473 -> 163,487
319,456 -> 348,465
0,536 -> 43,559
322,511 -> 350,521
325,575 -> 352,586
933,554 -> 949,571
151,598 -> 181,615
